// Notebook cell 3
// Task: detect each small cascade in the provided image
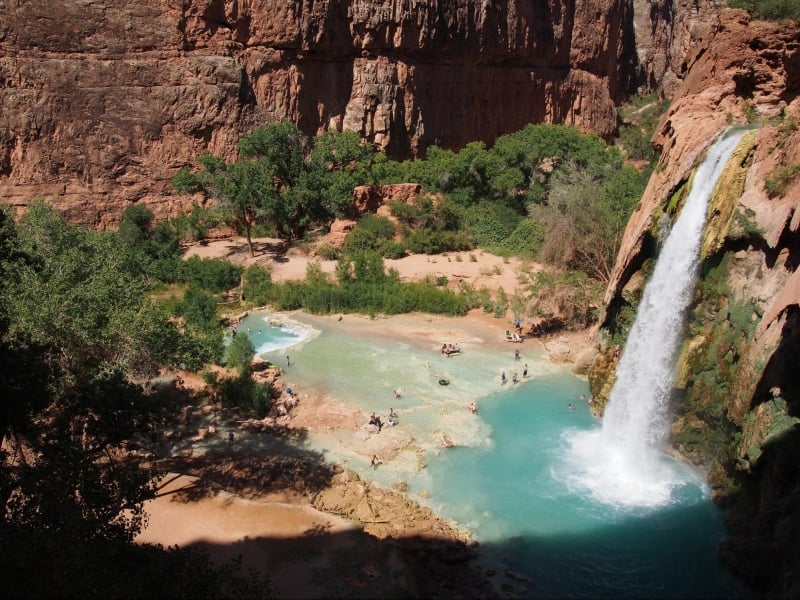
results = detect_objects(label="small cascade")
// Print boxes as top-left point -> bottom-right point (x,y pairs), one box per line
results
562,129 -> 747,508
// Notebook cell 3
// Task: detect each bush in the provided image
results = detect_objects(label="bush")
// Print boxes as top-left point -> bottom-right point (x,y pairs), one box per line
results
500,219 -> 545,256
179,286 -> 218,329
379,240 -> 407,259
218,373 -> 276,417
316,243 -> 340,260
182,256 -> 243,293
342,214 -> 396,254
461,202 -> 519,249
765,163 -> 800,198
728,0 -> 800,20
242,264 -> 273,306
405,229 -> 474,254
225,333 -> 256,373
118,204 -> 154,246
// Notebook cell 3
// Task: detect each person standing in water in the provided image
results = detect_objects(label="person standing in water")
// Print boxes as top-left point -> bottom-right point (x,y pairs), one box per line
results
286,355 -> 291,367
523,364 -> 528,378
501,371 -> 507,384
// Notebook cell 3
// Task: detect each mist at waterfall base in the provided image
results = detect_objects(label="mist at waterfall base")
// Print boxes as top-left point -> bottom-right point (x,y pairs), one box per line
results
232,312 -> 745,598
226,132 -> 750,598
561,130 -> 748,513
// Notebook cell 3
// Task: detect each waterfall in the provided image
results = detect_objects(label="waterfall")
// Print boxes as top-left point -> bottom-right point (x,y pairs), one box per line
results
602,129 -> 746,453
561,130 -> 746,508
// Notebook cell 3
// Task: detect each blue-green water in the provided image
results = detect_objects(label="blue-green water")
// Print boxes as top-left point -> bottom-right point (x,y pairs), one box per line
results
229,311 -> 747,599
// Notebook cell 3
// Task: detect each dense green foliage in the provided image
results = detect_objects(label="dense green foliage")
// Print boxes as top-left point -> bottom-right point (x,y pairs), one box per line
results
173,123 -> 377,254
728,0 -> 800,20
175,122 -> 647,284
0,203 -> 267,596
260,254 -> 472,316
182,256 -> 243,293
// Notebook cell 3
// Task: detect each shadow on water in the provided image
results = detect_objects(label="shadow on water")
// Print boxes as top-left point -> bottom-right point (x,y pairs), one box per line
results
144,413 -> 752,599
474,502 -> 752,599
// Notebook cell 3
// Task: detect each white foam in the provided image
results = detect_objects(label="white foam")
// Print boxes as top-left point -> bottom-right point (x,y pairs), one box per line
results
561,130 -> 747,510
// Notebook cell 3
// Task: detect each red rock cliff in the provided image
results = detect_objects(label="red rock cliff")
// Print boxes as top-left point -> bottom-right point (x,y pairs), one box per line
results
0,0 -> 717,227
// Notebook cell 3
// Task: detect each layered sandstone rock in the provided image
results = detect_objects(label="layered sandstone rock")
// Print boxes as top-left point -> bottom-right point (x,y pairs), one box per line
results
0,0 -> 716,227
603,10 -> 800,309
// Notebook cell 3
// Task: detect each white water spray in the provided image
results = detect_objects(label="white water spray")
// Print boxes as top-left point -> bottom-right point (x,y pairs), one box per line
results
562,130 -> 747,508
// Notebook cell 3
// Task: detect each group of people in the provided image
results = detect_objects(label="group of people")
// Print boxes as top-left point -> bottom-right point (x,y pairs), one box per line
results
368,407 -> 399,432
368,413 -> 384,431
501,370 -> 523,384
441,343 -> 461,356
505,329 -> 524,343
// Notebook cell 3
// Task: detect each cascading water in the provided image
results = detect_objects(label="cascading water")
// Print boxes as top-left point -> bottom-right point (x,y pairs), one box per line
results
562,129 -> 747,509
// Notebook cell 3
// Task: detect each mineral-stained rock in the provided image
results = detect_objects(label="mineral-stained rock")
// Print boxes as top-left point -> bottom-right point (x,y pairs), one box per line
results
589,10 -> 800,597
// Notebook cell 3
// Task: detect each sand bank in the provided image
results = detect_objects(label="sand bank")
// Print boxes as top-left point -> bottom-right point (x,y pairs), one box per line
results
136,237 -> 595,598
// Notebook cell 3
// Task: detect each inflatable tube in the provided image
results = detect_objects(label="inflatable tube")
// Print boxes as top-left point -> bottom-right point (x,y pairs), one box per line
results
438,379 -> 450,386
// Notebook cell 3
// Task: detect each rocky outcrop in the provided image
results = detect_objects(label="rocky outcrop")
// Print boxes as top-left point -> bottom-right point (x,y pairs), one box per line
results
589,9 -> 800,598
352,182 -> 423,215
0,0 -> 720,228
630,0 -> 724,97
601,10 -> 799,312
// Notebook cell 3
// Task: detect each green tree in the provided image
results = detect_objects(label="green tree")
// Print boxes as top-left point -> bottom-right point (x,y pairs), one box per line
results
238,120 -> 305,187
226,333 -> 256,374
118,203 -> 155,246
180,285 -> 219,330
242,264 -> 273,306
0,203 -> 170,546
532,161 -> 643,282
305,129 -> 375,219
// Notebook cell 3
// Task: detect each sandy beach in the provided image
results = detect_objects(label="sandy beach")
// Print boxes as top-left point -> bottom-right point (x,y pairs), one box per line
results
136,236 -> 595,598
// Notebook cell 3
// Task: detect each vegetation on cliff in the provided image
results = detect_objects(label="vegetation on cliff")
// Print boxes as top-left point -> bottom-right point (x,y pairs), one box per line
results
728,0 -> 800,21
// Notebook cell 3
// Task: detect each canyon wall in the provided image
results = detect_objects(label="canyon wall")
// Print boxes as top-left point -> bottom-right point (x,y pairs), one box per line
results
589,10 -> 800,597
0,0 -> 718,227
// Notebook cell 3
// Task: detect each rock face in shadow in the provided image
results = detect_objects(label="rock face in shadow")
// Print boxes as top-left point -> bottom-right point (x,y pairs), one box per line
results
589,9 -> 800,598
1,0 -> 720,226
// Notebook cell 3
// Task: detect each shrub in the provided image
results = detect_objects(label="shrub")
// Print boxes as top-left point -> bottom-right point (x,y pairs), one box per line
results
379,240 -> 407,259
225,333 -> 256,373
765,163 -> 800,198
242,264 -> 273,306
118,204 -> 155,246
405,229 -> 474,254
179,286 -> 218,329
727,0 -> 800,20
342,214 -> 396,254
316,243 -> 340,260
182,256 -> 243,293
